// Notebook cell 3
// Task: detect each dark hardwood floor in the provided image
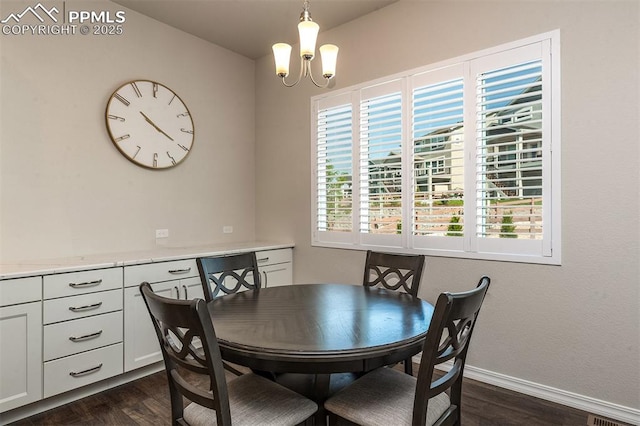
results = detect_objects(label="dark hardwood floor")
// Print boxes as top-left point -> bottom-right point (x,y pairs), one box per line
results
9,365 -> 621,425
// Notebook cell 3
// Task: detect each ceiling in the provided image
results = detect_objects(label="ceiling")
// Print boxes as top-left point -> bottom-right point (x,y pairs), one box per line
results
112,0 -> 398,60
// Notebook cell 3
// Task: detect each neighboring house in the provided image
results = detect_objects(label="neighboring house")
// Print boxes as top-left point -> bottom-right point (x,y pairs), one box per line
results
484,78 -> 543,199
367,77 -> 542,200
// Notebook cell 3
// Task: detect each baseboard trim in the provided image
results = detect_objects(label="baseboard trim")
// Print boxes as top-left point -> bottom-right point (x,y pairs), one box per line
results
414,355 -> 640,425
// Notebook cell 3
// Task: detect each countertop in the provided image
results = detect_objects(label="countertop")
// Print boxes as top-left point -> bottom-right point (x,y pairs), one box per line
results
0,241 -> 294,280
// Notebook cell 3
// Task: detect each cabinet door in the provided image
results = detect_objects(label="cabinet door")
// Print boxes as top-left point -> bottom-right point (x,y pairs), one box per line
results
180,276 -> 204,301
260,263 -> 292,288
0,301 -> 42,413
257,248 -> 293,288
123,282 -> 178,372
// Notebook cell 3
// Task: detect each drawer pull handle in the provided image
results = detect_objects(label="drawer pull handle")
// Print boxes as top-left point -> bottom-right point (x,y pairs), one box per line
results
168,268 -> 191,274
257,257 -> 269,263
69,363 -> 103,378
69,330 -> 103,342
69,302 -> 103,312
69,279 -> 103,288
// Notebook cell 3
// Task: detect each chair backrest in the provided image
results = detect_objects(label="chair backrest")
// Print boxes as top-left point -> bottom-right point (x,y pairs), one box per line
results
196,252 -> 261,302
139,282 -> 232,425
362,250 -> 425,297
413,276 -> 491,425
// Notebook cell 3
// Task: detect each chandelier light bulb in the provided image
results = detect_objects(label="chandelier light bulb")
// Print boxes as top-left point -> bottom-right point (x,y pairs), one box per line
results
319,44 -> 339,79
298,20 -> 319,59
272,43 -> 292,77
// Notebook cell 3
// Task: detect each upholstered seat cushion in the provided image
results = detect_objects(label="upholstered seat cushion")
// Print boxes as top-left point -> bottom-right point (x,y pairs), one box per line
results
183,373 -> 317,426
324,367 -> 450,426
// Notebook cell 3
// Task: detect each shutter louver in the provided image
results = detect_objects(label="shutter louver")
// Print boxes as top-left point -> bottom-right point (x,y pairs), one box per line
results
476,60 -> 543,240
317,103 -> 353,232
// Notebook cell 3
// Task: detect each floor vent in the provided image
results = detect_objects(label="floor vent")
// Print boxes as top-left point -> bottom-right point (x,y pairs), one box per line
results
587,414 -> 624,426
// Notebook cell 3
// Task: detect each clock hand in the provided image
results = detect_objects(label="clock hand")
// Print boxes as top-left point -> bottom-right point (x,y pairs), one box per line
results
139,111 -> 175,141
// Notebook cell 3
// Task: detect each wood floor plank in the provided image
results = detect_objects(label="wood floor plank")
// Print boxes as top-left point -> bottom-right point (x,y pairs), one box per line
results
10,365 -> 625,426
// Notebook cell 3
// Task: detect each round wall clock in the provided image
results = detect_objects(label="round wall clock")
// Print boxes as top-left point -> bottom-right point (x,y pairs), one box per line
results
105,80 -> 194,169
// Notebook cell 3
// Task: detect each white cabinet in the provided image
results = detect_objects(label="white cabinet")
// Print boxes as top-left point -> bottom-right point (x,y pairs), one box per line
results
0,277 -> 42,413
123,259 -> 200,372
0,244 -> 292,421
256,249 -> 293,287
122,249 -> 292,372
41,268 -> 124,398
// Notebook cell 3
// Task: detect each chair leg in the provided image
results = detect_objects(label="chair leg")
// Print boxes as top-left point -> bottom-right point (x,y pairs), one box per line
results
404,358 -> 413,375
326,412 -> 337,426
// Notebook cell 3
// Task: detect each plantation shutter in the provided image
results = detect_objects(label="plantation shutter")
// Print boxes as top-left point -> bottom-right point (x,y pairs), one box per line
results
314,93 -> 354,245
411,65 -> 465,251
470,42 -> 550,256
311,32 -> 559,264
359,80 -> 404,247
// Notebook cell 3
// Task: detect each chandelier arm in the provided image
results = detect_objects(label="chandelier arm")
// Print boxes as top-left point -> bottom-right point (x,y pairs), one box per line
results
308,65 -> 331,88
280,57 -> 307,87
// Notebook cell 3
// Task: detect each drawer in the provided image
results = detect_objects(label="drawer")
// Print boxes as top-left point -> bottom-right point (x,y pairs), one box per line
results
44,311 -> 123,361
0,276 -> 41,307
124,259 -> 197,287
43,289 -> 122,324
44,268 -> 122,299
256,249 -> 292,266
43,343 -> 123,398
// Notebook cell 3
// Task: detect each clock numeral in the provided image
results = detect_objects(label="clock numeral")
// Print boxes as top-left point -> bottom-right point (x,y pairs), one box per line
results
131,82 -> 142,98
180,128 -> 194,134
114,93 -> 130,106
107,114 -> 125,122
177,144 -> 189,152
153,83 -> 158,98
133,146 -> 141,158
177,112 -> 190,118
153,153 -> 158,168
168,95 -> 176,106
114,134 -> 130,142
167,152 -> 176,165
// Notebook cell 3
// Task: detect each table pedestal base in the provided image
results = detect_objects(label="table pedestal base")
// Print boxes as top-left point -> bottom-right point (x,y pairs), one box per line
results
275,372 -> 359,424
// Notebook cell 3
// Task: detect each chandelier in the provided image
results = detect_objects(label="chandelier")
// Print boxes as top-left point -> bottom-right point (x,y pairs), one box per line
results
272,0 -> 339,88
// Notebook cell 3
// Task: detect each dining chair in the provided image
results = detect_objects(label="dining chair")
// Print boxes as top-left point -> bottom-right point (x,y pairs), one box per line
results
363,250 -> 425,374
196,252 -> 261,302
324,276 -> 491,426
198,252 -> 274,378
363,250 -> 425,297
139,282 -> 317,426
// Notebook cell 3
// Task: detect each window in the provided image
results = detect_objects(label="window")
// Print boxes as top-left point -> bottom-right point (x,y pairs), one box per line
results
312,31 -> 561,264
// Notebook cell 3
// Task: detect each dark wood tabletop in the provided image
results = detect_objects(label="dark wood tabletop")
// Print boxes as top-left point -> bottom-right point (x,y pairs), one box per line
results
208,283 -> 434,375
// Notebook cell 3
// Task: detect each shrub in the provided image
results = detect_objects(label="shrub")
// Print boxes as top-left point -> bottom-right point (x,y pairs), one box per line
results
446,215 -> 463,237
500,212 -> 517,238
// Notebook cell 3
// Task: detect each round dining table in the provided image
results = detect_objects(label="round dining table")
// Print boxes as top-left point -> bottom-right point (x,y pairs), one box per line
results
208,283 -> 434,417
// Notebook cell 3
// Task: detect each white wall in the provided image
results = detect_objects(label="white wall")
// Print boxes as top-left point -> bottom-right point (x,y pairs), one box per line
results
0,0 -> 256,262
255,0 -> 639,416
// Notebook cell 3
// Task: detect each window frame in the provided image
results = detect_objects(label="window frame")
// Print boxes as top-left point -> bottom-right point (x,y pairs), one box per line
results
311,31 -> 561,265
